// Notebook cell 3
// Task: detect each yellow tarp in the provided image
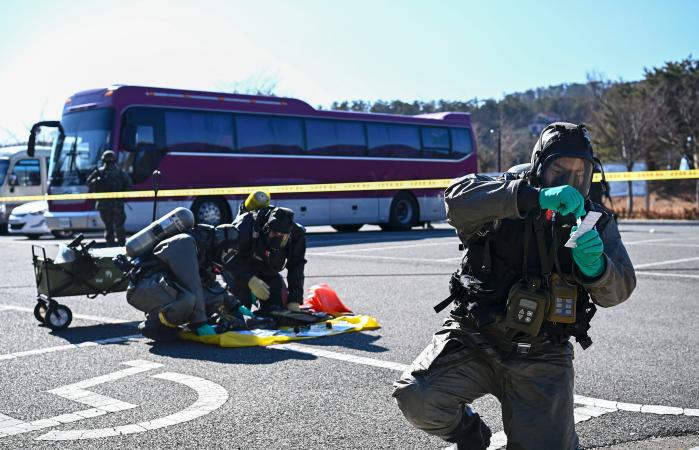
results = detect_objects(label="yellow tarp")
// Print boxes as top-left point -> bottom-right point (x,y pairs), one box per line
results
180,315 -> 381,348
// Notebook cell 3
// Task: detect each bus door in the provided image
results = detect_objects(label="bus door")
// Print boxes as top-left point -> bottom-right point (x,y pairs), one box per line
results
7,156 -> 43,200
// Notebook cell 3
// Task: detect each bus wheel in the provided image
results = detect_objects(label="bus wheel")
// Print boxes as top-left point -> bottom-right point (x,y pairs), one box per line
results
192,197 -> 231,226
381,193 -> 418,231
332,224 -> 363,232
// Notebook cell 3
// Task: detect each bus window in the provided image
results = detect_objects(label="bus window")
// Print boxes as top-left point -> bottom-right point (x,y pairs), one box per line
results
236,115 -> 304,155
164,110 -> 234,153
12,159 -> 41,186
367,124 -> 420,158
120,107 -> 167,184
421,127 -> 451,159
451,128 -> 474,159
306,120 -> 366,156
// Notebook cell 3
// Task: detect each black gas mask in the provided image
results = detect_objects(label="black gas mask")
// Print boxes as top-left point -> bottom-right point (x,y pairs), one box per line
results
541,155 -> 593,196
531,122 -> 596,198
213,224 -> 239,265
262,207 -> 294,251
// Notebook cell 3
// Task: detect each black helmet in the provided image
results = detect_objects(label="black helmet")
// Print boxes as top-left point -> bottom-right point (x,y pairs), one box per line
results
101,150 -> 116,163
529,122 -> 595,197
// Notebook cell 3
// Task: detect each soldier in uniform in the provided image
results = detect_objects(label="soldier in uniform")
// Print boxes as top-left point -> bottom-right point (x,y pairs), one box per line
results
86,150 -> 132,246
392,123 -> 636,450
225,206 -> 307,314
127,222 -> 245,340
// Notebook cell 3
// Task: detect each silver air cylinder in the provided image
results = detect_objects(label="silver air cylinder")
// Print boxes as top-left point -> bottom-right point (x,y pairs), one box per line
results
125,207 -> 195,257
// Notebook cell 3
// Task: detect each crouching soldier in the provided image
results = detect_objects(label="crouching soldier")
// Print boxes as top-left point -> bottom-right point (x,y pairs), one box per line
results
124,208 -> 245,340
225,205 -> 307,315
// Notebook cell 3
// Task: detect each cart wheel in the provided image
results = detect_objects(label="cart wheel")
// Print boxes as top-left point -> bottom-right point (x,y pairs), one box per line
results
44,304 -> 72,330
33,302 -> 48,323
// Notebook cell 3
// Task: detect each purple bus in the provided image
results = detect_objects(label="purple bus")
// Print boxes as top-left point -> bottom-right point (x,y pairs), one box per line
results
30,85 -> 477,233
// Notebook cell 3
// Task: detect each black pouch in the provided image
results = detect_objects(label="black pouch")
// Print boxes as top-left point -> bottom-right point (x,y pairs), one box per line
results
504,280 -> 549,336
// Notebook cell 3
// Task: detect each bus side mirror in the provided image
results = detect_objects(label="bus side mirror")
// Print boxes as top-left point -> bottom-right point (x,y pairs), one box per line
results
28,121 -> 64,157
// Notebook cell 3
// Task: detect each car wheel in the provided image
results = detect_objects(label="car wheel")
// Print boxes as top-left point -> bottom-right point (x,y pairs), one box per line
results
51,230 -> 75,239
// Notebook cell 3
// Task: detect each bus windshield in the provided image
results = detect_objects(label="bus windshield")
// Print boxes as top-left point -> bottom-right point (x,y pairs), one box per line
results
51,108 -> 113,187
0,158 -> 8,185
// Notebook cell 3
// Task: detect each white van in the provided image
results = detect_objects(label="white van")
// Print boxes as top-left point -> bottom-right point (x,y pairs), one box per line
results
0,145 -> 51,232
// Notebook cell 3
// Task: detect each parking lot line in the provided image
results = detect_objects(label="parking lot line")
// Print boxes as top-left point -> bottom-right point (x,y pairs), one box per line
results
0,335 -> 144,362
306,252 -> 455,264
310,241 -> 455,255
635,271 -> 699,280
0,304 -> 133,324
634,256 -> 699,269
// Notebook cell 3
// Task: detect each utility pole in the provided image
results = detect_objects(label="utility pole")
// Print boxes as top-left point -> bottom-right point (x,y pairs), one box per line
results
490,128 -> 502,172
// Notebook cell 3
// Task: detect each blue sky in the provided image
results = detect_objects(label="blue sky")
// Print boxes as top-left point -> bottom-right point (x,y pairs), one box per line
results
0,0 -> 697,143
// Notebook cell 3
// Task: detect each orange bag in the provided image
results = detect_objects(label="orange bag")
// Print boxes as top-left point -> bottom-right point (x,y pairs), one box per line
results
302,283 -> 352,316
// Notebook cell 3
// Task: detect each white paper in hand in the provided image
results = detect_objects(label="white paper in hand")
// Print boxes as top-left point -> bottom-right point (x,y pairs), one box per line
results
565,211 -> 602,248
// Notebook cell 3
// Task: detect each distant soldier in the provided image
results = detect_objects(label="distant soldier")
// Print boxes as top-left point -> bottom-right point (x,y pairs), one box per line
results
86,150 -> 132,246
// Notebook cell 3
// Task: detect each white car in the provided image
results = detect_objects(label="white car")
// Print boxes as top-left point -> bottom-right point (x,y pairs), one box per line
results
8,201 -> 73,239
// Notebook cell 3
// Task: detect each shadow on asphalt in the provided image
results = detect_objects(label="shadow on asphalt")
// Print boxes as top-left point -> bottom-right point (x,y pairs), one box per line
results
47,321 -> 141,343
147,341 -> 317,365
294,331 -> 389,353
306,228 -> 455,248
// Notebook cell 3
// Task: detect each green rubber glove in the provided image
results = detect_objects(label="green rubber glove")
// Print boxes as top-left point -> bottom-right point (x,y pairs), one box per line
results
571,226 -> 605,278
539,185 -> 586,218
237,305 -> 254,318
196,324 -> 217,336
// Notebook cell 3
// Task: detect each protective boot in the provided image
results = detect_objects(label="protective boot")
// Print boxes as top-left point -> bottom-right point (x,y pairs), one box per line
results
449,408 -> 492,450
138,313 -> 179,342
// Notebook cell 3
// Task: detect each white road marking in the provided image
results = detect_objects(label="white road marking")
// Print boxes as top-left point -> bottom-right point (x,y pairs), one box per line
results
0,303 -> 133,324
634,256 -> 699,269
0,360 -> 161,438
310,241 -> 455,255
273,343 -> 409,372
37,370 -> 229,440
624,238 -> 679,245
2,305 -> 696,445
0,335 -> 144,362
635,271 -> 699,280
306,252 -> 454,264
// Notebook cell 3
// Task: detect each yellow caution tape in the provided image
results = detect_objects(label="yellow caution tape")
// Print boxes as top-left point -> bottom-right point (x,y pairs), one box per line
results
593,169 -> 699,182
0,170 -> 697,203
0,178 -> 453,203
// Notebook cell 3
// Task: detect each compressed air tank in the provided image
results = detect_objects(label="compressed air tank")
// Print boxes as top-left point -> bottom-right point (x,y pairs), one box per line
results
125,207 -> 195,257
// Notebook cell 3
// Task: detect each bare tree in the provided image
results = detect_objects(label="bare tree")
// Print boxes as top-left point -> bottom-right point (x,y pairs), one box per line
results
589,77 -> 661,215
216,71 -> 278,96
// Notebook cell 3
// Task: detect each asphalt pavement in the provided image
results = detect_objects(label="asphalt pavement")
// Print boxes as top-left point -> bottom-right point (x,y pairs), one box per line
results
0,221 -> 697,449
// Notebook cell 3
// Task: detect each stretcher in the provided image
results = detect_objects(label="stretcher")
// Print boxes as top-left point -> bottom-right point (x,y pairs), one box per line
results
31,235 -> 129,330
181,314 -> 381,347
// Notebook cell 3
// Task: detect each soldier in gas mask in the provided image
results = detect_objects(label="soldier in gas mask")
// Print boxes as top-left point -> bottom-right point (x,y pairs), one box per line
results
225,206 -> 307,315
86,150 -> 132,246
125,208 -> 247,340
392,123 -> 636,450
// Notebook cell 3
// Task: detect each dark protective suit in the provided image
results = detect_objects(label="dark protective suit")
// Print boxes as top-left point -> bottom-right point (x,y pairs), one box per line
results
86,163 -> 132,245
225,208 -> 307,312
126,225 -> 239,328
392,172 -> 636,450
